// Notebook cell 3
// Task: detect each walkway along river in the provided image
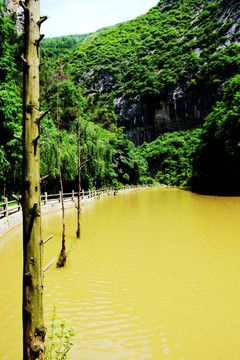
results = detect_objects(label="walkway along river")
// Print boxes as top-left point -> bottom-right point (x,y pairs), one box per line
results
0,187 -> 240,359
0,186 -> 146,237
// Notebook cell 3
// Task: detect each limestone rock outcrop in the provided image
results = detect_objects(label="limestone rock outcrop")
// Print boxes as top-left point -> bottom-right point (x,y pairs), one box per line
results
2,0 -> 24,32
114,86 -> 216,146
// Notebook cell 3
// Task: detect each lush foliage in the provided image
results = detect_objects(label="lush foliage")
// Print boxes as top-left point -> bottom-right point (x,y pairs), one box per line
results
139,129 -> 201,187
39,73 -> 149,192
0,2 -> 23,198
63,0 -> 240,101
190,75 -> 240,194
40,114 -> 149,192
41,23 -> 121,65
46,306 -> 75,360
38,0 -> 240,195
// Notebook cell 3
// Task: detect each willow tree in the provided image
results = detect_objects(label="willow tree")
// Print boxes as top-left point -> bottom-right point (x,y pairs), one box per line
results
21,0 -> 47,358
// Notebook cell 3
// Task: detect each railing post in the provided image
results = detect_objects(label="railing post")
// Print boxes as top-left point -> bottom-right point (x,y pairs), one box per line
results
59,191 -> 62,203
44,192 -> 48,206
4,197 -> 8,217
88,189 -> 91,198
72,190 -> 75,201
19,195 -> 22,211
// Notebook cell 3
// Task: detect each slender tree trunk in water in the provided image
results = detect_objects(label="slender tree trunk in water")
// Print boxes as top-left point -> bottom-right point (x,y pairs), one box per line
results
22,0 -> 46,358
3,167 -> 9,198
56,87 -> 67,267
3,178 -> 6,199
76,96 -> 81,239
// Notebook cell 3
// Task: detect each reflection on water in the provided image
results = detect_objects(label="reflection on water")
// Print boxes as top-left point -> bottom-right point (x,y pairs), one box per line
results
1,188 -> 240,359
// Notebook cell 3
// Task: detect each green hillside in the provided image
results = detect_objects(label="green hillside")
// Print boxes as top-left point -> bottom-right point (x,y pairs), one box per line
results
41,23 -> 124,64
65,0 -> 240,98
1,0 -> 240,196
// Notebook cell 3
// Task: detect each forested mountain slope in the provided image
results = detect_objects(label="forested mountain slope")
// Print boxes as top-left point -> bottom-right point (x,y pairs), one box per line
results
1,0 -> 240,196
62,0 -> 240,145
41,23 -> 122,64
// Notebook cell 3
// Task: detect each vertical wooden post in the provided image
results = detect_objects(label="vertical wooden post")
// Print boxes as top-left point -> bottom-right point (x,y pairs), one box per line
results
22,0 -> 46,358
76,98 -> 81,239
44,192 -> 47,206
56,79 -> 67,268
19,195 -> 22,211
72,190 -> 75,201
4,197 -> 8,217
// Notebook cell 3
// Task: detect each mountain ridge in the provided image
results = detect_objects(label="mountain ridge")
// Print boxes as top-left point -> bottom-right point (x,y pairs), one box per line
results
57,0 -> 240,145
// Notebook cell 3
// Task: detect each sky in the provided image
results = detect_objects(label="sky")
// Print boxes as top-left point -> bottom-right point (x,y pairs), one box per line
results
40,0 -> 158,38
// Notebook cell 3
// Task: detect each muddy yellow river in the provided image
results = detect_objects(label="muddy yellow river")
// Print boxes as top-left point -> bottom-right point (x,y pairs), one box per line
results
1,188 -> 240,359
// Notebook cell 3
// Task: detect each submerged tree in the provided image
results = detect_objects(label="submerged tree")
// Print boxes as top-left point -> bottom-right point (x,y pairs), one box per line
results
21,0 -> 47,358
76,92 -> 81,239
56,80 -> 67,267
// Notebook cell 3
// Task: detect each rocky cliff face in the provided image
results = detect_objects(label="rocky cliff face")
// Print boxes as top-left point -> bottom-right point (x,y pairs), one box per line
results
75,0 -> 240,145
2,0 -> 24,32
114,86 -> 215,145
73,0 -> 240,146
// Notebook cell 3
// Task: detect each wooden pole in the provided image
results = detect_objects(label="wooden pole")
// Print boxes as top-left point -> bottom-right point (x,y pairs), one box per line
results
43,258 -> 56,272
56,81 -> 67,268
4,197 -> 8,217
76,92 -> 81,239
22,0 -> 46,358
44,192 -> 47,206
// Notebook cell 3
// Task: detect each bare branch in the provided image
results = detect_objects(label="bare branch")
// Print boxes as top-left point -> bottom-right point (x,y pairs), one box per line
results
12,194 -> 21,203
37,16 -> 48,26
19,0 -> 27,11
14,134 -> 23,143
43,235 -> 53,245
40,174 -> 49,183
43,258 -> 56,272
33,135 -> 40,155
36,105 -> 54,124
33,135 -> 40,144
80,156 -> 94,169
20,55 -> 29,67
34,34 -> 45,47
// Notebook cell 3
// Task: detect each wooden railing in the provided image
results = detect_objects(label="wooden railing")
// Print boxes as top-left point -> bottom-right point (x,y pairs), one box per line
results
0,197 -> 22,219
0,184 -> 151,219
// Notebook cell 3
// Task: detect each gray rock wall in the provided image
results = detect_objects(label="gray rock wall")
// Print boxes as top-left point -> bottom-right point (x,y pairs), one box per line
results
114,86 -> 215,145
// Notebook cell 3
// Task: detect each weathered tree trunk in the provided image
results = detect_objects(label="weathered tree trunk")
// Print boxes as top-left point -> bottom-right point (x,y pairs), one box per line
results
76,96 -> 81,239
3,177 -> 7,199
22,0 -> 46,358
56,86 -> 67,268
2,166 -> 9,199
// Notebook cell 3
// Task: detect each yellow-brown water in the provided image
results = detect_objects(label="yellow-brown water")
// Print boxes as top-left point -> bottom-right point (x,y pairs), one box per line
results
1,188 -> 240,359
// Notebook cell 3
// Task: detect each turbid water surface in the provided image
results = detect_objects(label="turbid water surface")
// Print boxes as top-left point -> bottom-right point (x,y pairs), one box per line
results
0,188 -> 240,359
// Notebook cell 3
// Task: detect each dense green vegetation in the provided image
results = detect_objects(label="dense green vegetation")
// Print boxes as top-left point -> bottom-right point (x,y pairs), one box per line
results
41,23 -> 121,64
139,128 -> 202,187
0,0 -> 240,197
62,0 -> 240,101
0,1 -> 23,197
190,75 -> 240,194
38,72 -> 149,192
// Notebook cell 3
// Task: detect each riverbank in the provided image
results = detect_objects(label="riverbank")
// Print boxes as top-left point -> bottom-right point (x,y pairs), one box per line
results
0,185 -> 152,238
